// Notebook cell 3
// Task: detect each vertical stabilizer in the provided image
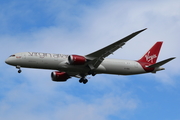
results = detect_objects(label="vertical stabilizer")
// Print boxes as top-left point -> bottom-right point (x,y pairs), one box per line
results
138,42 -> 163,64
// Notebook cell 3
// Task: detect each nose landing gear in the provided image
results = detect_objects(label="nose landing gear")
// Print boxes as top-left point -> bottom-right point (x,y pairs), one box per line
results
16,66 -> 22,73
18,69 -> 22,73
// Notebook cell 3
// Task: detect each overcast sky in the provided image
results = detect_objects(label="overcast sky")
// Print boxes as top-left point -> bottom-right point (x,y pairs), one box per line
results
0,0 -> 180,120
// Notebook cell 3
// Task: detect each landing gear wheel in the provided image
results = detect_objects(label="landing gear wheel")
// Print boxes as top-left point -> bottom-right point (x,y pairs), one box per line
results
83,79 -> 88,84
88,70 -> 96,76
16,66 -> 21,73
79,78 -> 83,83
18,69 -> 22,73
79,78 -> 88,84
92,73 -> 96,76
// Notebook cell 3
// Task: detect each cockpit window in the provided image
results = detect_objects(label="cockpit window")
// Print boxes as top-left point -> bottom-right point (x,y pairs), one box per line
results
10,55 -> 15,57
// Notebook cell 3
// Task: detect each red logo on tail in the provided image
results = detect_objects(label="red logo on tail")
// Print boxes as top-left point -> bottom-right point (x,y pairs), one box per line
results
137,41 -> 163,72
145,51 -> 157,63
137,41 -> 163,65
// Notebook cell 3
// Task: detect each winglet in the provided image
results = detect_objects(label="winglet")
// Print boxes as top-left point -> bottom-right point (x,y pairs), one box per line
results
122,28 -> 147,43
139,28 -> 147,32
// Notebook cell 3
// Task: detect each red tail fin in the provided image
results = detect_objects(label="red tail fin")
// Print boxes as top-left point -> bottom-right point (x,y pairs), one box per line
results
138,42 -> 163,64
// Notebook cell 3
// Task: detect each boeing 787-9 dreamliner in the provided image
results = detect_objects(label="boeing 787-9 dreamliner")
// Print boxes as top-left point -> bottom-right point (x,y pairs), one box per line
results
5,28 -> 175,84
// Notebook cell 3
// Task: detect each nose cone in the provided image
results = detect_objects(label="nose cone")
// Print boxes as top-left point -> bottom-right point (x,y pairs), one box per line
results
5,58 -> 10,65
5,54 -> 18,66
5,57 -> 15,65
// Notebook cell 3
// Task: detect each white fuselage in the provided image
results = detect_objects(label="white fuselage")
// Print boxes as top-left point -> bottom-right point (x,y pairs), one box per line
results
5,52 -> 146,75
5,29 -> 174,84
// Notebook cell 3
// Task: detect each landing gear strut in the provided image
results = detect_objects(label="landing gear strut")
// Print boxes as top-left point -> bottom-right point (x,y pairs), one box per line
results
79,78 -> 88,84
16,66 -> 22,73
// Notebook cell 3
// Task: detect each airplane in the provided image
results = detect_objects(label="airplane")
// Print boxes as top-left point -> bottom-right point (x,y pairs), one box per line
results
5,28 -> 175,84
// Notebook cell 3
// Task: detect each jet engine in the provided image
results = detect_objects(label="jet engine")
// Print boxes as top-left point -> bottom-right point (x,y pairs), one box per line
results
51,71 -> 70,82
68,55 -> 87,65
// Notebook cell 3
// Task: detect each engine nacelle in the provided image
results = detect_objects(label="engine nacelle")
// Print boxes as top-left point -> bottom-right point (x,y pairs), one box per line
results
51,71 -> 70,82
68,55 -> 86,65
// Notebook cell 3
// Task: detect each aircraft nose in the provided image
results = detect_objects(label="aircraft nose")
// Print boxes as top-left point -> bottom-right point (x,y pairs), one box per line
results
5,58 -> 14,65
5,58 -> 10,64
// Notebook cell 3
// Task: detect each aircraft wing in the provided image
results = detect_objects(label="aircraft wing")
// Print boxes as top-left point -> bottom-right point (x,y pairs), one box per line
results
85,28 -> 147,69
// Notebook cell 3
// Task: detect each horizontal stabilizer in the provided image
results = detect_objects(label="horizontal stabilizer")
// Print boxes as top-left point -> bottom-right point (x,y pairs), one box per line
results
148,57 -> 176,68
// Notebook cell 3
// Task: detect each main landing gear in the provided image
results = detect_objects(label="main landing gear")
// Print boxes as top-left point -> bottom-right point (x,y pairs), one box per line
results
16,66 -> 22,73
78,70 -> 96,84
79,78 -> 88,84
88,70 -> 96,76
